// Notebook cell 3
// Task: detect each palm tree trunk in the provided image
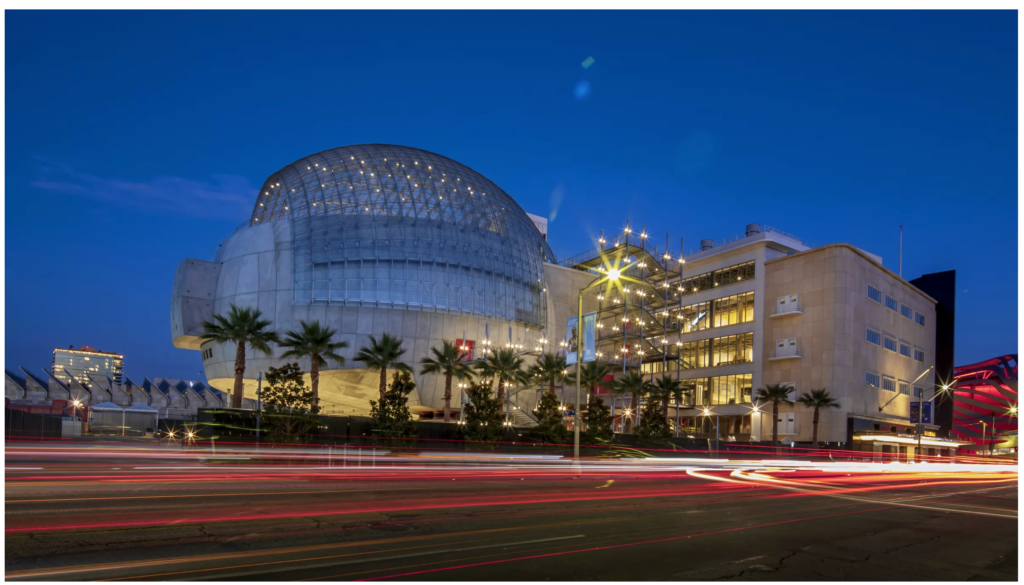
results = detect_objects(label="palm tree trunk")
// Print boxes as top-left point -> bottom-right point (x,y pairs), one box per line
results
662,394 -> 670,424
496,380 -> 505,406
812,407 -> 820,446
549,379 -> 555,397
772,402 -> 779,445
379,367 -> 387,401
232,341 -> 246,409
310,354 -> 320,411
443,373 -> 452,423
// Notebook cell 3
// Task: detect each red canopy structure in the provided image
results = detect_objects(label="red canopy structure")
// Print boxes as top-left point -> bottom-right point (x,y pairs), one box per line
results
950,355 -> 1018,451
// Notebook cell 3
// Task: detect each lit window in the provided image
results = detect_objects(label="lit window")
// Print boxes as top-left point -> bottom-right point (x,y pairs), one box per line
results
865,372 -> 880,388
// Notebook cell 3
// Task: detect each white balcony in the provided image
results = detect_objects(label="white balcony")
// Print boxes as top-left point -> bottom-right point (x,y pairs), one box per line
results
770,302 -> 805,318
769,348 -> 803,361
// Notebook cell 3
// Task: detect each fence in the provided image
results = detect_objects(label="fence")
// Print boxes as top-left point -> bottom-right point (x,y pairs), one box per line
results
5,408 -> 64,440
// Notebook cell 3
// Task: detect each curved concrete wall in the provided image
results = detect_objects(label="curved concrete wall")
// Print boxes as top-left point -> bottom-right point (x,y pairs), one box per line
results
173,220 -> 568,416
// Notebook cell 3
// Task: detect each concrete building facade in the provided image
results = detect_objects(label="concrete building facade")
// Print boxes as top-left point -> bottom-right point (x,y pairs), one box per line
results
761,244 -> 939,448
622,225 -> 947,454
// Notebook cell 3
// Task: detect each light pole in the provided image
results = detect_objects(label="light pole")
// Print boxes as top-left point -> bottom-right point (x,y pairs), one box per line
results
255,372 -> 262,448
701,406 -> 718,455
916,381 -> 946,460
573,265 -> 635,461
990,411 -> 997,455
751,404 -> 760,442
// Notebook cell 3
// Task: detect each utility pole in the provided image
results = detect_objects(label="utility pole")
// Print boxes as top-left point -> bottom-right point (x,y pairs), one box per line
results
255,371 -> 262,447
899,225 -> 903,278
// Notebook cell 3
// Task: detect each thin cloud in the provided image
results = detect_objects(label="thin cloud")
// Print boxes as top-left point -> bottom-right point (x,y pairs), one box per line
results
31,163 -> 255,221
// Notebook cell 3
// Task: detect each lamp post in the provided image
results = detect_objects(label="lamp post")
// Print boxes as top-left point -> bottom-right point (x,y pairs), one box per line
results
751,404 -> 760,442
573,266 -> 634,462
917,379 -> 946,463
701,406 -> 718,455
990,411 -> 997,455
255,372 -> 262,449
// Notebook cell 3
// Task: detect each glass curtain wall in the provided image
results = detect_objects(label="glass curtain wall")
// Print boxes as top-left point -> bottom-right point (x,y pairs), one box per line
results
679,292 -> 754,333
679,373 -> 753,406
277,145 -> 554,328
293,215 -> 548,326
677,261 -> 755,297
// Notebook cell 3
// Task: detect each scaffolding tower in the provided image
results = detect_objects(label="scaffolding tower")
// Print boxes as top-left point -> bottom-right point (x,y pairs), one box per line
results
560,221 -> 760,434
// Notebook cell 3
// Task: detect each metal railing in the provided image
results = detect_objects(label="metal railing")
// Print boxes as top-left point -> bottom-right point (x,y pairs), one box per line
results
770,302 -> 805,316
508,391 -> 539,426
683,225 -> 816,257
770,348 -> 804,360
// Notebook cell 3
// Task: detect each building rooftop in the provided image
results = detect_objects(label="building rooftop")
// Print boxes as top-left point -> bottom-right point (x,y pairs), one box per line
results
54,345 -> 123,358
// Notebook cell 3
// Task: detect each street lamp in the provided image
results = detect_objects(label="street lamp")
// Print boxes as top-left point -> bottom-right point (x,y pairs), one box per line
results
572,262 -> 640,462
701,406 -> 719,454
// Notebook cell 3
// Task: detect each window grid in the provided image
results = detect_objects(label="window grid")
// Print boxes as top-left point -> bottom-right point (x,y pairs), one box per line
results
866,328 -> 881,346
899,380 -> 910,396
865,372 -> 880,388
676,261 -> 756,297
884,295 -> 899,312
882,376 -> 897,392
273,145 -> 553,328
883,336 -> 898,353
867,285 -> 882,304
677,375 -> 756,407
678,291 -> 755,334
915,312 -> 926,327
899,342 -> 911,358
900,304 -> 913,319
914,348 -> 925,363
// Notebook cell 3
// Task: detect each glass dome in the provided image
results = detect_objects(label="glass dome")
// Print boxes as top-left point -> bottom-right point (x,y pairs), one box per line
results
249,144 -> 554,327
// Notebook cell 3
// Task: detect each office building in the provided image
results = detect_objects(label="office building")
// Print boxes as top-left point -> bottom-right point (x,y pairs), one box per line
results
51,345 -> 123,389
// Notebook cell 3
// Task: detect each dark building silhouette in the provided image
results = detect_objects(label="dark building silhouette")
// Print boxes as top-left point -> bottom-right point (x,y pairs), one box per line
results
910,270 -> 956,437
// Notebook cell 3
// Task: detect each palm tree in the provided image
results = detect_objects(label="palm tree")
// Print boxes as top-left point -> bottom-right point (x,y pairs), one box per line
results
354,333 -> 410,401
529,352 -> 567,397
611,370 -> 652,434
200,304 -> 279,409
279,320 -> 348,410
419,341 -> 473,422
475,348 -> 529,406
797,388 -> 840,446
579,361 -> 613,402
651,375 -> 682,424
756,383 -> 795,445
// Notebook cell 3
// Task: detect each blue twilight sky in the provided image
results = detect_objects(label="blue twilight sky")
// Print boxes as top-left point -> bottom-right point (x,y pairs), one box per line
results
5,10 -> 1017,382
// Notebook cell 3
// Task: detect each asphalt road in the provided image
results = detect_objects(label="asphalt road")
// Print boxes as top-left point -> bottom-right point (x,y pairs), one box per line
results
5,442 -> 1018,581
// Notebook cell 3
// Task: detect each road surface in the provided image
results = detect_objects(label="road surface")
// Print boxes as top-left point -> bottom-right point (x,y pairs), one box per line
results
5,442 -> 1018,581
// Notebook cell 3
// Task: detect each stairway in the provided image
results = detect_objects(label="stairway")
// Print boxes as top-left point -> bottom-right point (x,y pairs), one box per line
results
509,407 -> 538,428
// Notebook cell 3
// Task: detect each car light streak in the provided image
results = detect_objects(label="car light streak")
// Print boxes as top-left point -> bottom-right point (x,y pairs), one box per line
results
355,505 -> 903,581
5,484 -> 757,534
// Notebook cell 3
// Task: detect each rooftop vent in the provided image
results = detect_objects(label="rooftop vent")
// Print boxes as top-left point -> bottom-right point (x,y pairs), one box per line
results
700,239 -> 714,251
746,224 -> 761,236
